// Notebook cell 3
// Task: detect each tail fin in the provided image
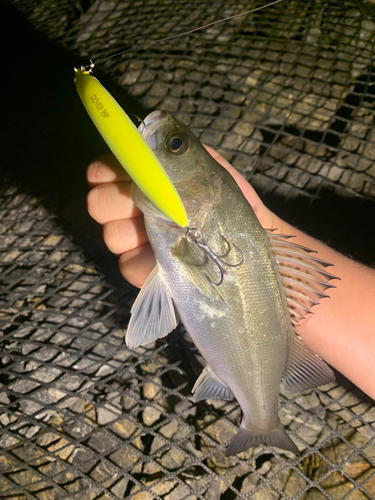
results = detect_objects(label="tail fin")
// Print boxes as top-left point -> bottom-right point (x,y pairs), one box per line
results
226,426 -> 299,456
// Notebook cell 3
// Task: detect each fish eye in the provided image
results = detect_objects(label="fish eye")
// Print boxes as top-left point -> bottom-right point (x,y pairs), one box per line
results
166,134 -> 190,154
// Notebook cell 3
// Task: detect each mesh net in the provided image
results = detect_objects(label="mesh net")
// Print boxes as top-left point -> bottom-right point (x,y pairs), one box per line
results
1,0 -> 375,499
12,0 -> 375,200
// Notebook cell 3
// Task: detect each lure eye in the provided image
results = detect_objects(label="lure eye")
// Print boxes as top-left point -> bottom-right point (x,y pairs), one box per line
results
167,134 -> 190,154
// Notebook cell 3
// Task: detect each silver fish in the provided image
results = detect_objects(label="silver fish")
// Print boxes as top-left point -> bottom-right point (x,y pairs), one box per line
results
126,110 -> 336,456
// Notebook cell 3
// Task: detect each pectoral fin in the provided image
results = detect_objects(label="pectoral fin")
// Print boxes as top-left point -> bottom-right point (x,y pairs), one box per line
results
126,267 -> 179,348
283,333 -> 335,393
192,366 -> 234,402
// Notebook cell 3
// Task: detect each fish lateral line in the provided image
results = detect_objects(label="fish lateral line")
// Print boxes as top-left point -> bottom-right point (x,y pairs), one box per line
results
185,228 -> 245,286
83,0 -> 286,68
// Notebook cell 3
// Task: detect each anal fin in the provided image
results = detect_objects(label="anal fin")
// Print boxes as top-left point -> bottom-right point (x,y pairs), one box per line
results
192,366 -> 234,402
126,267 -> 179,348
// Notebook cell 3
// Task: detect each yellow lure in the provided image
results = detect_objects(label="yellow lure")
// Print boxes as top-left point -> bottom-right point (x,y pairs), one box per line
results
74,68 -> 188,228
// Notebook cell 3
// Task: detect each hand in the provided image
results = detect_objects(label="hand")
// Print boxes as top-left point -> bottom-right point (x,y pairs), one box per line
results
86,148 -> 281,288
86,149 -> 375,398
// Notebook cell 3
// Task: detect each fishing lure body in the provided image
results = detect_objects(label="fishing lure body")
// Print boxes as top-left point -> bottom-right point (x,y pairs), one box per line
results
74,67 -> 188,228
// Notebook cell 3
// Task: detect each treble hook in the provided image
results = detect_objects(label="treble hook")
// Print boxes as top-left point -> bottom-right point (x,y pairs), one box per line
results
185,228 -> 245,286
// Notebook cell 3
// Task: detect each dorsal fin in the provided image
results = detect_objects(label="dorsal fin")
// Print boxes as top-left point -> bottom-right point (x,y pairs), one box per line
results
283,333 -> 335,393
266,230 -> 339,325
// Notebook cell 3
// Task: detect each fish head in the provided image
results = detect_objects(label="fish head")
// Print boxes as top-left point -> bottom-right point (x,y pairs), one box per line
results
137,110 -> 223,228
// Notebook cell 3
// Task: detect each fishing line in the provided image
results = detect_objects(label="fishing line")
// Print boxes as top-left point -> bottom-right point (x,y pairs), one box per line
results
90,0 -> 285,68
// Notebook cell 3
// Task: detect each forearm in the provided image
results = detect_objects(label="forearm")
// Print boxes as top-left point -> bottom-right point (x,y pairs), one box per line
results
87,153 -> 375,397
272,213 -> 375,399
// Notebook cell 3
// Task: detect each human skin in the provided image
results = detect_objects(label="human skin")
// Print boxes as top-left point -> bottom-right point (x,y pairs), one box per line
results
86,148 -> 375,399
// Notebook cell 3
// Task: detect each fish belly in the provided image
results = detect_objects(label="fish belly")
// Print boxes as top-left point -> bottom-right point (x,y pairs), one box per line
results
180,269 -> 287,432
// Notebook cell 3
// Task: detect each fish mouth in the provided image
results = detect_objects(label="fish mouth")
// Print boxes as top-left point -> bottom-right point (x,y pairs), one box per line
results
138,110 -> 167,135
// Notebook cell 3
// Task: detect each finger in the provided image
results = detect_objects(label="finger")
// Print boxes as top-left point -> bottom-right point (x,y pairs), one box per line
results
87,182 -> 141,224
103,216 -> 148,255
119,242 -> 156,288
87,154 -> 131,186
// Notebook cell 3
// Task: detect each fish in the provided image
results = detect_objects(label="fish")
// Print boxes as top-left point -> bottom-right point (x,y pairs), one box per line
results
125,110 -> 336,456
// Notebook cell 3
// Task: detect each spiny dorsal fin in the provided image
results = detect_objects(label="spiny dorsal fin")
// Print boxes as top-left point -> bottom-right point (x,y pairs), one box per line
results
266,230 -> 339,324
192,366 -> 234,402
283,333 -> 335,393
126,267 -> 179,348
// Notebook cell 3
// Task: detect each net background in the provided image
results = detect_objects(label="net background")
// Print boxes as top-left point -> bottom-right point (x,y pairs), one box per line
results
1,0 -> 375,499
